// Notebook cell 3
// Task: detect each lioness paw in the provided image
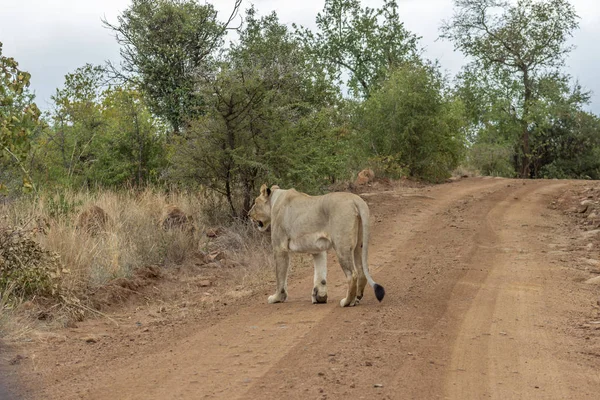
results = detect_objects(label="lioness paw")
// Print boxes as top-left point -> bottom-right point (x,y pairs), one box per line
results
312,287 -> 328,304
268,293 -> 286,304
312,294 -> 328,304
340,297 -> 357,307
268,295 -> 279,304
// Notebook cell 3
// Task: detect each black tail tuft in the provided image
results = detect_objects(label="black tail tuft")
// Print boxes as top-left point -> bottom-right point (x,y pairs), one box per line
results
373,284 -> 385,302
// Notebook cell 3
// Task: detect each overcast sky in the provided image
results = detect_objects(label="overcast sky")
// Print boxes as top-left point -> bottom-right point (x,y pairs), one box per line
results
1,0 -> 599,113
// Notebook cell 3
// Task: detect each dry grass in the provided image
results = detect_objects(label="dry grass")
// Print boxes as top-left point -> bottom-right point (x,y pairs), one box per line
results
0,188 -> 275,332
2,189 -> 208,290
0,284 -> 35,341
208,221 -> 275,289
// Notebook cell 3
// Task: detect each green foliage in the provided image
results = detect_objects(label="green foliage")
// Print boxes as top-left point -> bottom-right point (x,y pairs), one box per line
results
368,155 -> 408,180
8,0 -> 595,212
535,109 -> 600,179
441,0 -> 579,73
95,86 -> 167,186
468,142 -> 515,177
360,62 -> 467,182
41,64 -> 106,187
456,62 -> 599,179
268,105 -> 359,193
441,0 -> 581,178
527,74 -> 596,177
103,0 -> 242,135
0,41 -> 41,192
36,65 -> 167,189
455,65 -> 523,144
297,0 -> 420,99
170,8 -> 346,217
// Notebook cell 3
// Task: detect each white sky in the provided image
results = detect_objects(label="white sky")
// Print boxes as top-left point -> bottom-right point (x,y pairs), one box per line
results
1,0 -> 598,113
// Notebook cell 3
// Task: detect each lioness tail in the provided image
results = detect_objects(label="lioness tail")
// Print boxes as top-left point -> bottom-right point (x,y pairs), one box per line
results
373,283 -> 385,302
356,197 -> 385,303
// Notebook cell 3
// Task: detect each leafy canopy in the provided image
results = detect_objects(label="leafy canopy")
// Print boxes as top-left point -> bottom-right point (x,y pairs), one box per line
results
103,0 -> 242,135
0,42 -> 41,191
297,0 -> 420,98
361,61 -> 467,182
441,0 -> 581,177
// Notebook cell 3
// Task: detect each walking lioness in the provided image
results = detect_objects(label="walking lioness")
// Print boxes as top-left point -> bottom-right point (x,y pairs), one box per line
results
249,184 -> 385,307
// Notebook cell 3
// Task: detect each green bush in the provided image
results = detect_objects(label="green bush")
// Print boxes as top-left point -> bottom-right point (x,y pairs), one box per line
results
468,142 -> 515,177
360,62 -> 467,182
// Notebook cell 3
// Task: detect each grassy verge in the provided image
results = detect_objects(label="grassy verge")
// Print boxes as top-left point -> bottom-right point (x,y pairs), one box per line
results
0,188 -> 274,333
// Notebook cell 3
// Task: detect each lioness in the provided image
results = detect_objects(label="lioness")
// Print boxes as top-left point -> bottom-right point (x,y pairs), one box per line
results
249,184 -> 385,307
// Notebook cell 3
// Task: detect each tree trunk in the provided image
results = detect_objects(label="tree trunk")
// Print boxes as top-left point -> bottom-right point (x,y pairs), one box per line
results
225,171 -> 237,218
241,178 -> 254,220
519,68 -> 532,179
131,98 -> 143,187
519,122 -> 531,178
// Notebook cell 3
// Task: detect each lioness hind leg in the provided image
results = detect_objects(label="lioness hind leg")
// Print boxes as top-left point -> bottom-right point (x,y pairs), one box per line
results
312,252 -> 328,304
268,250 -> 290,304
338,254 -> 358,307
354,244 -> 367,304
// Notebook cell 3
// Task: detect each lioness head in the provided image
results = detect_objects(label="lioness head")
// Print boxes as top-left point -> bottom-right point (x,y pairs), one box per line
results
248,184 -> 278,232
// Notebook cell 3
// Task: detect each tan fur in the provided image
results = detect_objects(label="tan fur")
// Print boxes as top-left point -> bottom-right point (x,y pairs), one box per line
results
354,168 -> 375,186
76,205 -> 109,235
249,184 -> 383,307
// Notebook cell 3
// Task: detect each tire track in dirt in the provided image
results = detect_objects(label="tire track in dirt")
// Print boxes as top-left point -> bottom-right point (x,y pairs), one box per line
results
0,372 -> 15,399
443,181 -> 599,399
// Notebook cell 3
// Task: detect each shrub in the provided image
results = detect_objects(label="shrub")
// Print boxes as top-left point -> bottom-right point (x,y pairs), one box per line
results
0,227 -> 65,299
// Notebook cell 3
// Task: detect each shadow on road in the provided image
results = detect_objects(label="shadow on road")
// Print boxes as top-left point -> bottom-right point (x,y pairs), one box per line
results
0,381 -> 15,400
0,345 -> 19,400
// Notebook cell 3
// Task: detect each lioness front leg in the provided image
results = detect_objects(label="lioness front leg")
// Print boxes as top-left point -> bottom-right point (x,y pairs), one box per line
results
268,250 -> 290,304
312,252 -> 328,304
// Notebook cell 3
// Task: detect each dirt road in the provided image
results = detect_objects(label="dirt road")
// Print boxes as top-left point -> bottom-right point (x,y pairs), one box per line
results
6,178 -> 600,399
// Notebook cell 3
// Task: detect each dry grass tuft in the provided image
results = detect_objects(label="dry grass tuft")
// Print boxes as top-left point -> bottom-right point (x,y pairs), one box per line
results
0,284 -> 35,341
75,205 -> 109,235
207,220 -> 274,288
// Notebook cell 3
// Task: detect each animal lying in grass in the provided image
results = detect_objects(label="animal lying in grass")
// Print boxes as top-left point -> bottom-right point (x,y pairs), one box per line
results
248,184 -> 385,307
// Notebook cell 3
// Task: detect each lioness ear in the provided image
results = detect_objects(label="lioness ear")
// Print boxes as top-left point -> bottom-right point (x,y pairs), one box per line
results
266,184 -> 279,197
260,184 -> 268,196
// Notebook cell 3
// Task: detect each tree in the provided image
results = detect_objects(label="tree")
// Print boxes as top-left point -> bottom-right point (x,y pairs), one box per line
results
441,0 -> 580,178
40,64 -> 106,187
0,41 -> 41,192
527,75 -> 599,178
540,111 -> 600,179
360,62 -> 467,182
297,0 -> 420,99
95,86 -> 167,186
36,65 -> 167,189
454,64 -> 521,176
104,0 -> 242,136
170,8 -> 346,217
